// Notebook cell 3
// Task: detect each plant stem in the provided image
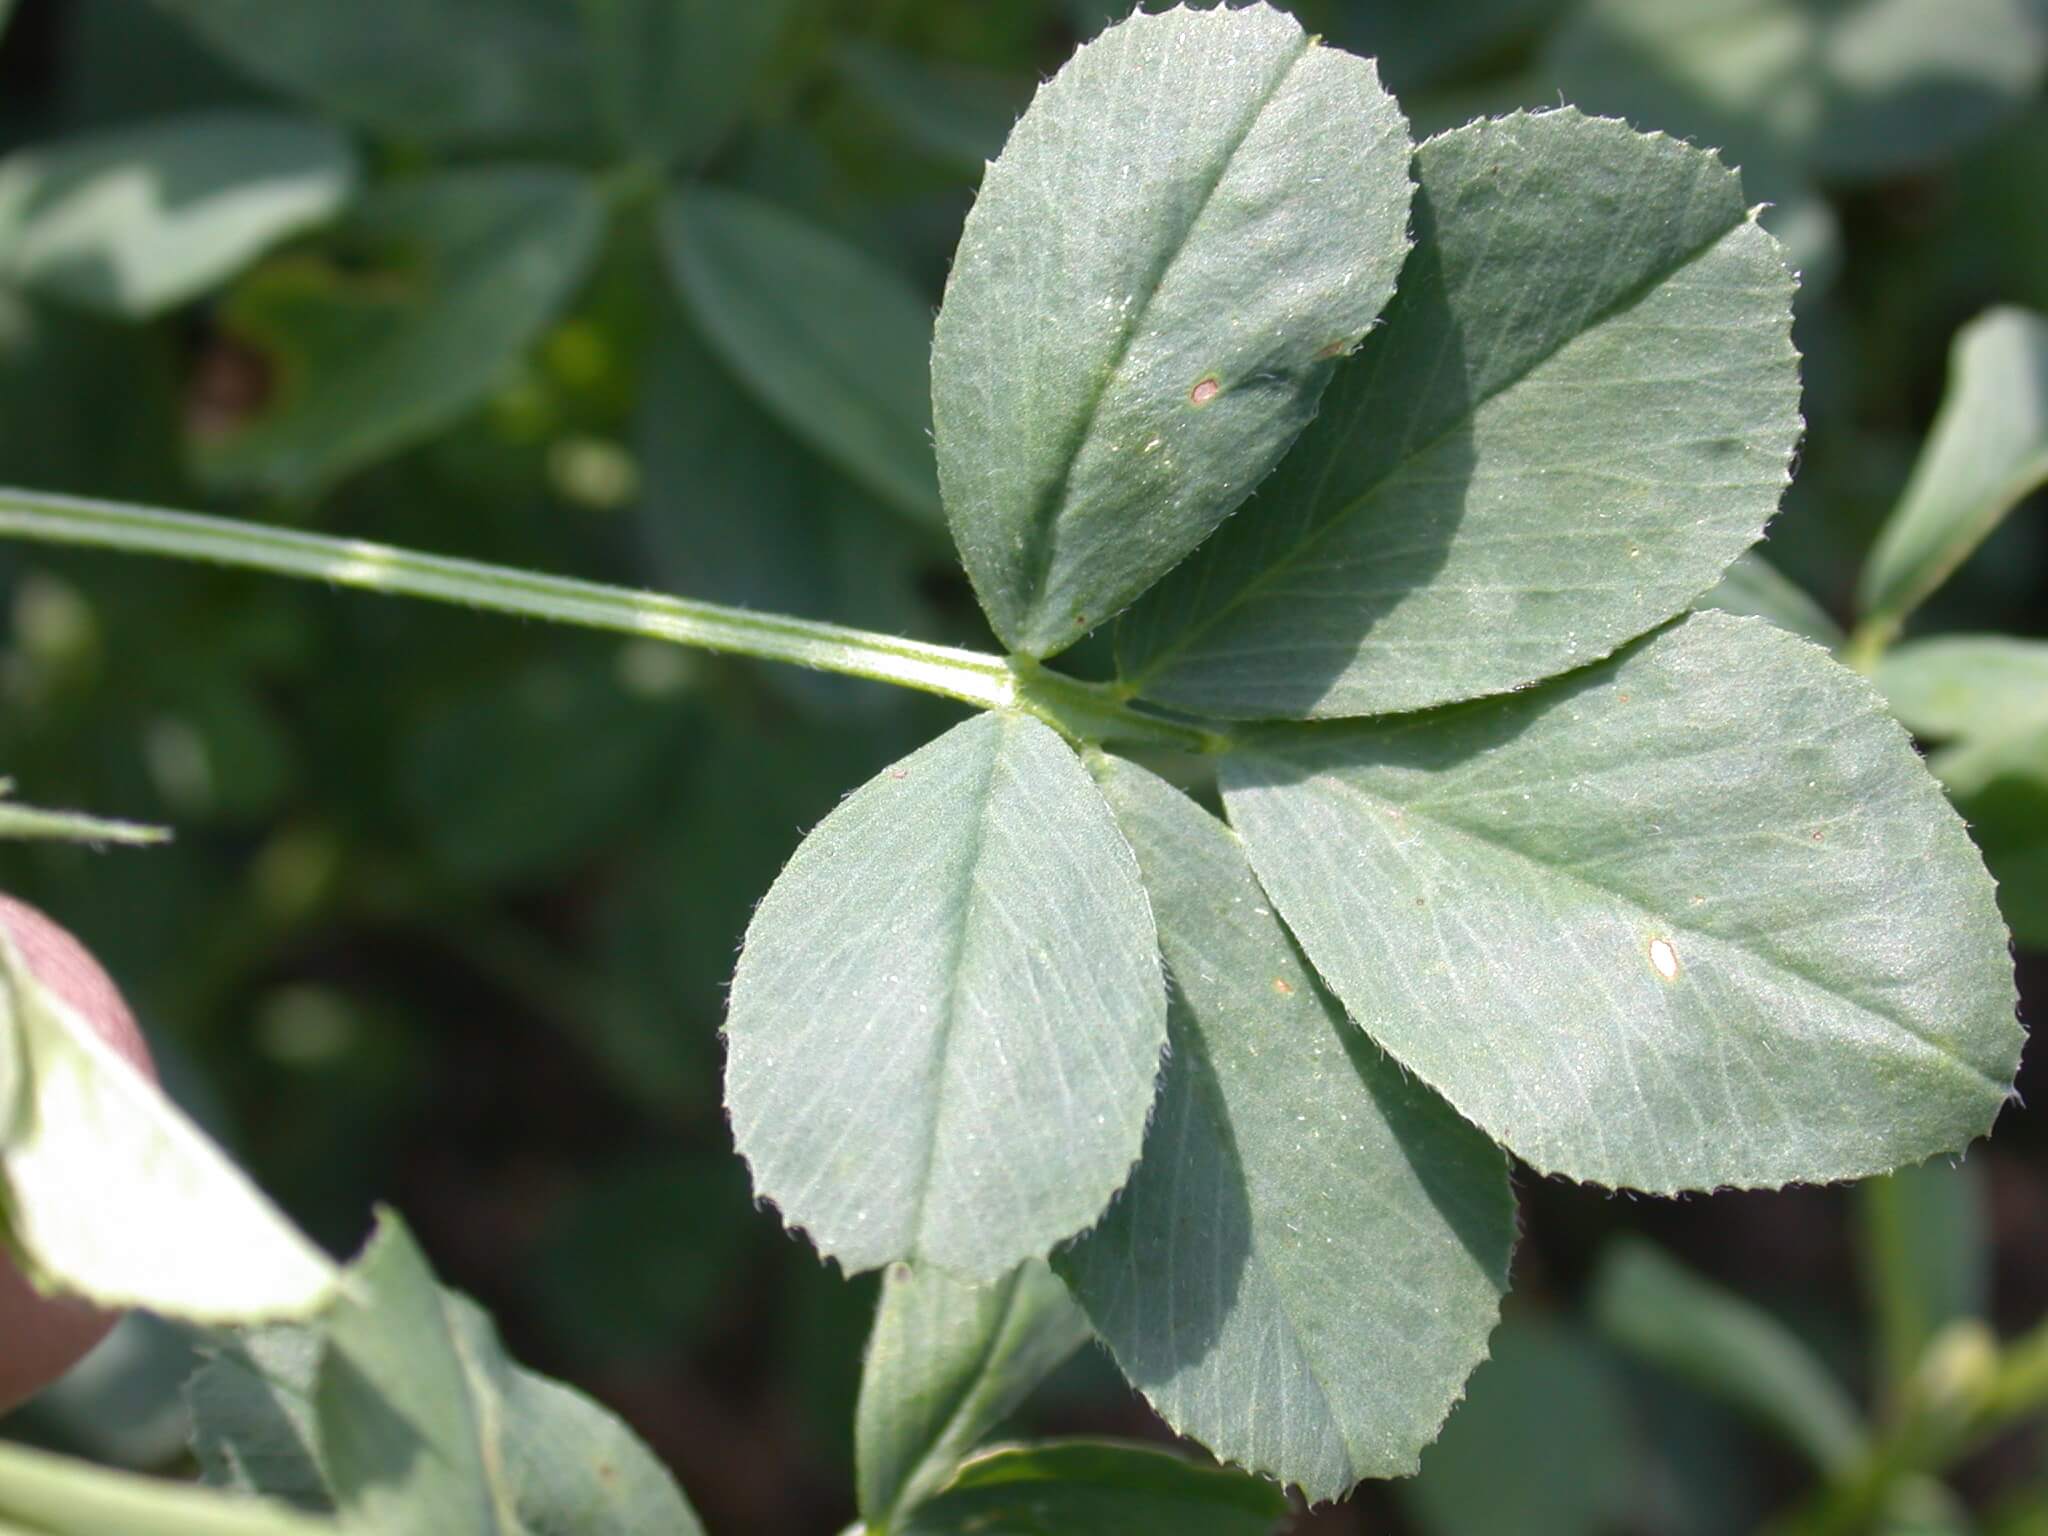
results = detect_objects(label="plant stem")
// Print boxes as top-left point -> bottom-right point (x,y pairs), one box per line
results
0,487 -> 1221,754
1840,616 -> 1899,676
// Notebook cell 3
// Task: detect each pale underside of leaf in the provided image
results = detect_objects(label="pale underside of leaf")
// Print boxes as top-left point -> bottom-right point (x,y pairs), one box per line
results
1119,108 -> 1803,719
855,1258 -> 1091,1527
723,710 -> 1166,1279
1221,611 -> 2020,1193
1060,754 -> 1513,1502
934,1 -> 1412,657
0,930 -> 337,1321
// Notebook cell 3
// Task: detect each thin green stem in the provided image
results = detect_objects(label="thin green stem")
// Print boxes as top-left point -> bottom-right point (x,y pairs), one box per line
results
0,486 -> 1221,754
1840,616 -> 1899,676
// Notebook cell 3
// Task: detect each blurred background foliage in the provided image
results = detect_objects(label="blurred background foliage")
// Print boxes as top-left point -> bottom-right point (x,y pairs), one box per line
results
0,0 -> 2043,1531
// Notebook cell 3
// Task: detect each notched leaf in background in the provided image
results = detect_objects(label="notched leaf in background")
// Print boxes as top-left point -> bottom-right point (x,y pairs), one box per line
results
933,1 -> 1413,658
723,710 -> 1166,1279
1061,754 -> 1514,1503
1120,108 -> 1803,718
1221,611 -> 2021,1193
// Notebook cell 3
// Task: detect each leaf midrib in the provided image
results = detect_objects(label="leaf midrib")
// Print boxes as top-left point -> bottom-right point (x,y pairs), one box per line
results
1124,190 -> 1755,692
1009,32 -> 1315,633
906,717 -> 1007,1259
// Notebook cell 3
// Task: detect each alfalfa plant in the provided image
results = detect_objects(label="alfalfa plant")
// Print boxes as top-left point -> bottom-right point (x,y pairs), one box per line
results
0,4 -> 2022,1529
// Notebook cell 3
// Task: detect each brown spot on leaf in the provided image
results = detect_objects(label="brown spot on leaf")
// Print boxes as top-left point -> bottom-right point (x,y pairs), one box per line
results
1272,977 -> 1294,996
1190,376 -> 1221,406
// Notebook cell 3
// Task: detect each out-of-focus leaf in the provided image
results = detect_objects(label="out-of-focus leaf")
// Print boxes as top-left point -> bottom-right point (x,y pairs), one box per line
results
661,184 -> 941,527
1220,612 -> 2021,1193
526,1154 -> 752,1368
933,2 -> 1412,657
1879,637 -> 2048,743
584,0 -> 792,167
1593,1240 -> 1869,1476
189,1328 -> 333,1513
313,1210 -> 705,1535
149,0 -> 598,151
1877,637 -> 2048,947
837,41 -> 1029,167
1119,108 -> 1800,719
397,654 -> 683,885
0,1438 -> 334,1536
1327,0 -> 1574,94
1860,1158 -> 1989,1396
633,304 -> 939,715
200,167 -> 602,494
1698,550 -> 1845,646
1059,753 -> 1513,1501
1859,309 -> 2048,633
724,711 -> 1165,1279
0,112 -> 354,318
856,1261 -> 1091,1528
0,923 -> 337,1321
896,1441 -> 1286,1536
1402,1317 -> 1636,1536
1545,0 -> 2048,188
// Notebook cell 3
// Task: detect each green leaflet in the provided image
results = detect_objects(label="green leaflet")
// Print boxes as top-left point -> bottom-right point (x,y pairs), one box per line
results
1120,108 -> 1801,718
201,167 -> 603,495
310,1211 -> 704,1535
855,1260 -> 1091,1529
1592,1240 -> 1869,1475
933,2 -> 1412,658
723,710 -> 1165,1278
1877,637 -> 2048,948
583,0 -> 792,167
0,1439 -> 334,1536
189,1329 -> 334,1514
1545,0 -> 2048,187
896,1442 -> 1286,1536
1220,611 -> 2020,1193
1858,309 -> 2048,634
662,185 -> 943,527
0,924 -> 337,1322
1060,753 -> 1513,1502
0,112 -> 357,319
1697,550 -> 1844,648
150,0 -> 599,151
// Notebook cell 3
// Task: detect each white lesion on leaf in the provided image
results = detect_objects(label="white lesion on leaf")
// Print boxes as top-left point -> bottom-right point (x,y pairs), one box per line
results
1647,936 -> 1680,982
